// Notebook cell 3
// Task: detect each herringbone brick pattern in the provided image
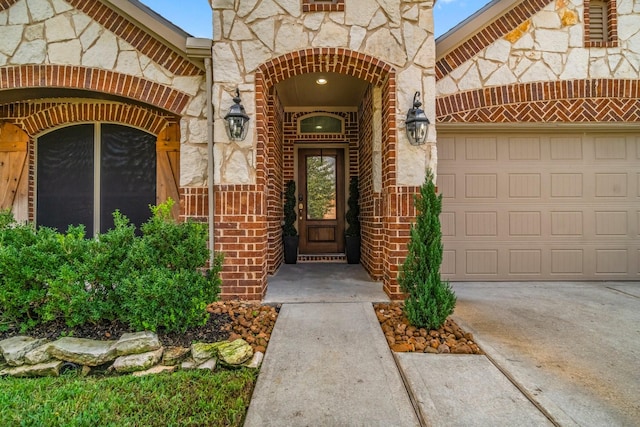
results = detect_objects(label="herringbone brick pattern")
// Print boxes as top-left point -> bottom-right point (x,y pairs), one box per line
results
437,79 -> 640,123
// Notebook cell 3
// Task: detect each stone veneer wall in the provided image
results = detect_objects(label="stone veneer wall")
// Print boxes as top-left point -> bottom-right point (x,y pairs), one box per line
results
211,0 -> 437,299
436,0 -> 640,123
0,0 -> 209,224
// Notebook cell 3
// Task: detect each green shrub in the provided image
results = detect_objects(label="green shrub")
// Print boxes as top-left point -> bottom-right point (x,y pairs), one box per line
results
0,201 -> 222,333
399,170 -> 456,330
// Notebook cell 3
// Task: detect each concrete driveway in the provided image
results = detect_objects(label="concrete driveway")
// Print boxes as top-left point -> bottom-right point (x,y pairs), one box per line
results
451,281 -> 640,426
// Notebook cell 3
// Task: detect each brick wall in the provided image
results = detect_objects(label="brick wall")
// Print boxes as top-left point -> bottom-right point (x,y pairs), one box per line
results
437,79 -> 640,123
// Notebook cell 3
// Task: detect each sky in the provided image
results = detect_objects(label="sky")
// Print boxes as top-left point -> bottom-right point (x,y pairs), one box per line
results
139,0 -> 494,39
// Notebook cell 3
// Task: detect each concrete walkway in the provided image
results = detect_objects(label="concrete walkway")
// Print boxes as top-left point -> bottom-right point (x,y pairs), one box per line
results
246,265 -> 640,426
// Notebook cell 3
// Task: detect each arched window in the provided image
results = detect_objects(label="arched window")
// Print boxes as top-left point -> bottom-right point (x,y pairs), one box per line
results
298,114 -> 344,134
37,123 -> 156,236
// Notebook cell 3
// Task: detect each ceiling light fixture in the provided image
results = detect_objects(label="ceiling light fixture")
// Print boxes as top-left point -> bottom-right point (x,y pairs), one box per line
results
316,77 -> 328,85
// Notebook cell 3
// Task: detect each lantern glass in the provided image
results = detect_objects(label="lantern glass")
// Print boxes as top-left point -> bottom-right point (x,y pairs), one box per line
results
405,92 -> 430,146
224,89 -> 250,141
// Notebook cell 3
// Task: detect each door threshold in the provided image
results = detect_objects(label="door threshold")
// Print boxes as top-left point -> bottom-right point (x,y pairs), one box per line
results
298,253 -> 346,263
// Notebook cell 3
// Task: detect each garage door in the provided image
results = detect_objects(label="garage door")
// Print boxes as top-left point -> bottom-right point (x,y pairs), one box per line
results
437,131 -> 639,281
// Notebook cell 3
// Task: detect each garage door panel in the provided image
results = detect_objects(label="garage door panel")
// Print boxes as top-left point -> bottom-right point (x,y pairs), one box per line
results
439,131 -> 638,281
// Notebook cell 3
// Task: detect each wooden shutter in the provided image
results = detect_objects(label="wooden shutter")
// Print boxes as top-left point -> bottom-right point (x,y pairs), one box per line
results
589,1 -> 608,42
0,123 -> 29,222
156,123 -> 180,220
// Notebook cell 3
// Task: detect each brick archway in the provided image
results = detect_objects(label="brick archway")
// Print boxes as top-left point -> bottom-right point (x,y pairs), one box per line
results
252,48 -> 399,295
0,65 -> 191,115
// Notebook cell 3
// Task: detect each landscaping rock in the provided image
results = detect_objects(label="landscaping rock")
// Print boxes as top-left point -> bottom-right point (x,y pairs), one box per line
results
114,331 -> 161,356
162,346 -> 190,366
48,337 -> 118,366
24,343 -> 53,365
0,336 -> 49,366
198,358 -> 217,371
218,339 -> 253,365
181,358 -> 198,370
1,360 -> 64,378
112,347 -> 164,373
133,365 -> 177,377
244,351 -> 264,369
191,342 -> 224,365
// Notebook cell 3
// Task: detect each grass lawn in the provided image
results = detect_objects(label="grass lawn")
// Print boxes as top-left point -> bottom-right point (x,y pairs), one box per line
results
0,368 -> 257,426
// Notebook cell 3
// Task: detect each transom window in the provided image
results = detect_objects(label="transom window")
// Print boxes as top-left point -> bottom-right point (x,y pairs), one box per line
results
37,123 -> 156,236
299,114 -> 344,134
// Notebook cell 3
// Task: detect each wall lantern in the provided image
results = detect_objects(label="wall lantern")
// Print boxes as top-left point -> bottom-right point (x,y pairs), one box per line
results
405,91 -> 430,146
224,89 -> 250,141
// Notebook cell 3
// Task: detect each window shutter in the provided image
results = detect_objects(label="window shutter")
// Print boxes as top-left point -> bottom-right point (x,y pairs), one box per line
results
156,123 -> 181,220
590,1 -> 608,42
0,123 -> 28,222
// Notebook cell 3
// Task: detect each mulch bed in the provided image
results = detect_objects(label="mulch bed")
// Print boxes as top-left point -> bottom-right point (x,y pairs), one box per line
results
0,302 -> 279,352
374,302 -> 483,355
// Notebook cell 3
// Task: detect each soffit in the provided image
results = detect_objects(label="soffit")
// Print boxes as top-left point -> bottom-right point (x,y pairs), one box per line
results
275,72 -> 369,108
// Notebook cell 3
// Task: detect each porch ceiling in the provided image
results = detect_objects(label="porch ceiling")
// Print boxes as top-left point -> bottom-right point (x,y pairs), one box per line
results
275,72 -> 369,107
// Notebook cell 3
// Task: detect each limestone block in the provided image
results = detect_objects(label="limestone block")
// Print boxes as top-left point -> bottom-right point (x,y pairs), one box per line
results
72,13 -> 91,37
242,40 -> 272,73
186,117 -> 208,144
533,28 -> 569,53
112,347 -> 164,373
477,58 -> 498,80
377,0 -> 401,27
173,76 -> 203,96
132,365 -> 177,376
142,61 -> 173,85
246,0 -> 283,23
8,0 -> 29,25
244,351 -> 264,369
48,337 -> 118,367
237,0 -> 259,17
186,91 -> 206,117
0,25 -> 23,57
79,21 -> 101,52
229,18 -> 253,40
403,21 -> 428,62
435,75 -> 458,96
513,56 -> 533,78
224,149 -> 253,184
589,57 -> 612,78
0,53 -> 7,66
11,39 -> 46,63
369,9 -> 388,30
113,50 -> 142,76
0,10 -> 7,26
485,38 -> 511,63
312,21 -> 349,47
51,0 -> 72,13
402,5 -> 419,21
0,336 -> 49,366
542,52 -> 563,75
212,43 -> 241,82
26,0 -> 54,22
213,0 -> 235,10
457,65 -> 481,91
364,27 -> 407,67
48,39 -> 81,65
559,48 -> 588,79
24,343 -> 53,365
82,31 -> 118,68
485,65 -> 517,87
328,11 -> 345,25
345,0 -> 379,27
179,144 -> 207,187
24,23 -> 43,41
197,358 -> 217,370
512,33 -> 534,50
274,0 -> 301,17
251,19 -> 275,50
3,360 -> 64,378
115,332 -> 161,356
397,143 -> 428,187
303,13 -> 324,31
520,61 -> 557,82
618,15 -> 640,41
532,10 -> 561,29
614,57 -> 638,78
275,21 -> 308,54
349,26 -> 367,51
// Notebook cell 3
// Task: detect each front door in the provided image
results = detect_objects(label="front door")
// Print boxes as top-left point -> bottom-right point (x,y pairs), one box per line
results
298,148 -> 345,254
